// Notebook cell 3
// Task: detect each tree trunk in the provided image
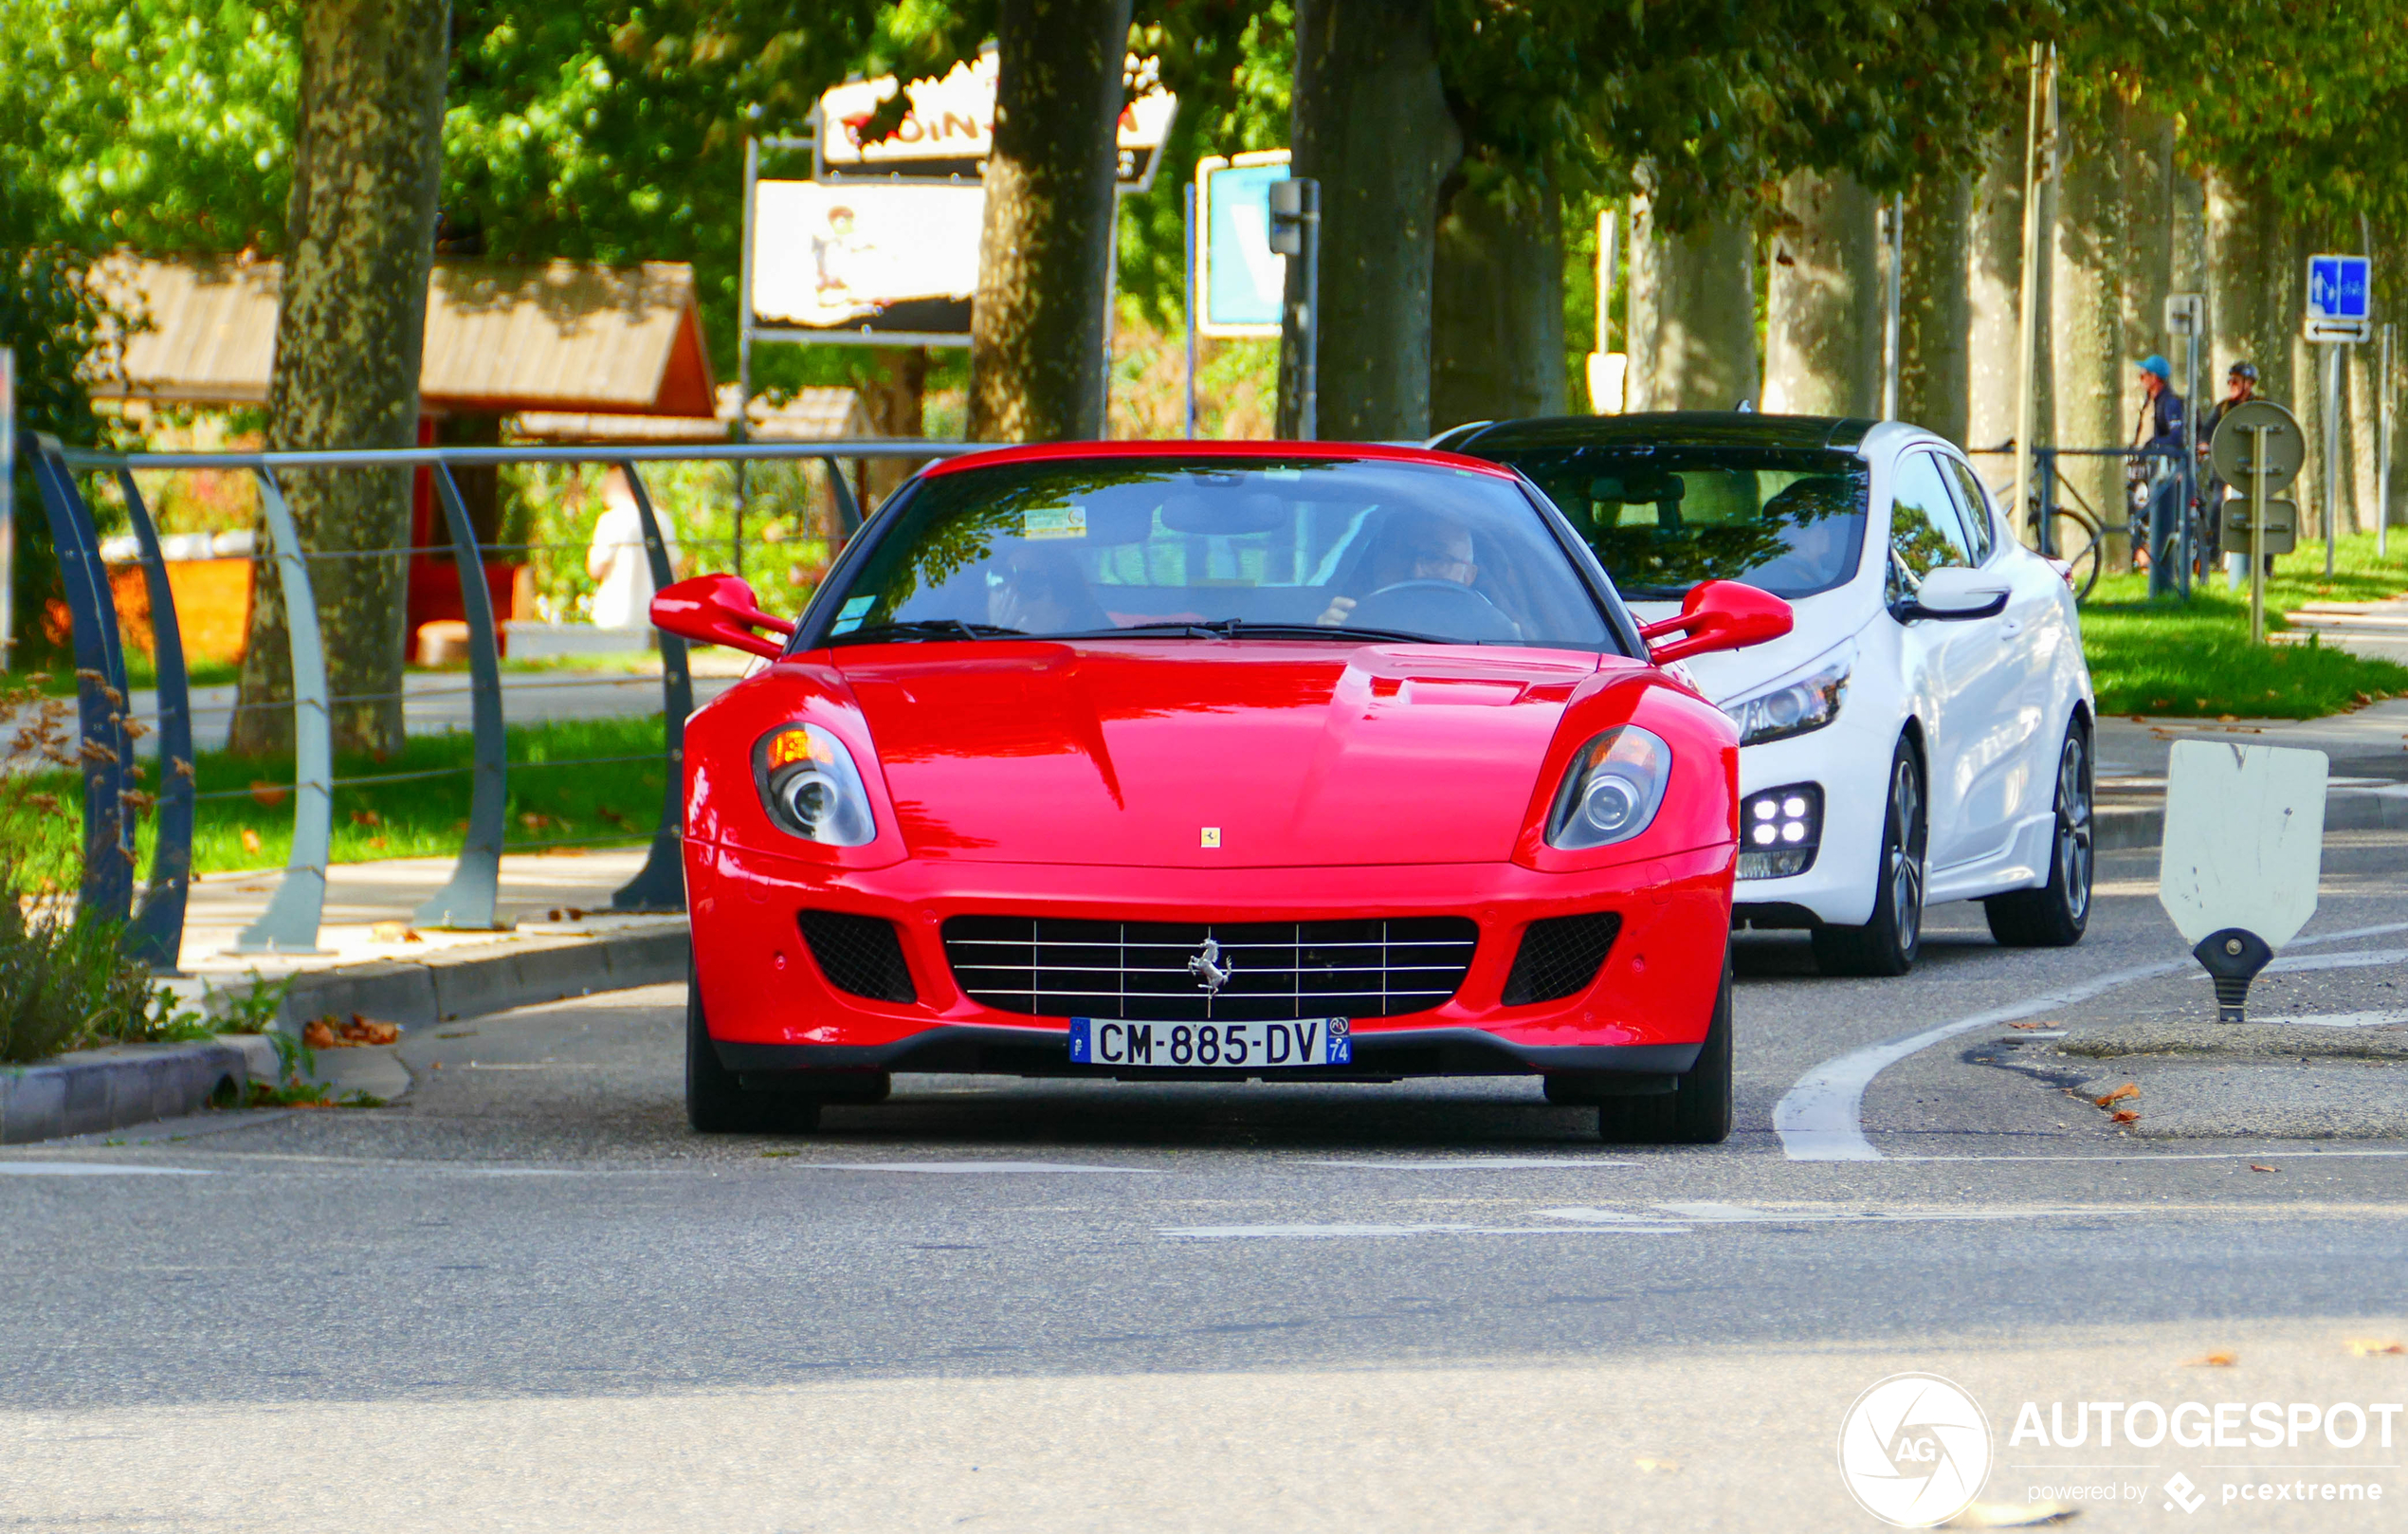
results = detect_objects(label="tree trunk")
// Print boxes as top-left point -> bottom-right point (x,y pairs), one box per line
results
968,0 -> 1132,444
1764,169 -> 1880,418
1965,132 -> 2025,463
232,0 -> 450,758
864,347 -> 929,507
2049,93 -> 2127,567
1280,0 -> 1459,439
1626,195 -> 1759,412
1901,173 -> 1972,446
1429,170 -> 1566,432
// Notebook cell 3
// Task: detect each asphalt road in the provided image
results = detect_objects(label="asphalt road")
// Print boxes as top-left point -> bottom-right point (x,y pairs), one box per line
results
6,841 -> 2408,1532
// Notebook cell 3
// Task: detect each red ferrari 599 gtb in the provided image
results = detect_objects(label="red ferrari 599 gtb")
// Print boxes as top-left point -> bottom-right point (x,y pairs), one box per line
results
651,441 -> 1791,1142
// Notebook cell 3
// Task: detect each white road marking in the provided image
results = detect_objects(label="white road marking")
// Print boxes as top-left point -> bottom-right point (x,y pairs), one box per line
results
1773,921 -> 2408,1163
2253,1011 -> 2408,1028
0,1162 -> 213,1177
1298,1158 -> 1639,1171
1160,1221 -> 1690,1240
792,1160 -> 1167,1175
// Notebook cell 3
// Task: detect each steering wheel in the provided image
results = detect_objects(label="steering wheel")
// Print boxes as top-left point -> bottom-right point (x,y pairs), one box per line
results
1346,579 -> 1521,642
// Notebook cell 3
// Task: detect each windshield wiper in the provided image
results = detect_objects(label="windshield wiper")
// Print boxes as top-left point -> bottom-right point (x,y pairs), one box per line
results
1061,618 -> 1445,644
831,618 -> 1024,644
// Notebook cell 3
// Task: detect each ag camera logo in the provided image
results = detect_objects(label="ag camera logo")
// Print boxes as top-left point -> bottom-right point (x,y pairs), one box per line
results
1838,1373 -> 1994,1527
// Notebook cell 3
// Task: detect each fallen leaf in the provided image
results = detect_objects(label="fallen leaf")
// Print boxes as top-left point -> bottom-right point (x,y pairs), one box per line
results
2249,1163 -> 2279,1173
2217,713 -> 2238,723
2151,698 -> 2172,708
368,836 -> 386,849
1943,1502 -> 2076,1528
2110,1108 -> 2140,1123
2346,1340 -> 2406,1357
349,809 -> 381,827
1633,1457 -> 1680,1474
249,780 -> 287,808
520,812 -> 552,831
2095,1083 -> 2140,1107
2008,1021 -> 2056,1031
369,921 -> 422,944
2181,1351 -> 2237,1367
545,907 -> 588,923
2357,692 -> 2375,706
301,1018 -> 336,1049
239,828 -> 263,855
2128,714 -> 2146,723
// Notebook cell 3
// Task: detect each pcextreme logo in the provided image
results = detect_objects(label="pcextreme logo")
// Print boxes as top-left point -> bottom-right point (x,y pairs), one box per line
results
1837,1373 -> 1994,1527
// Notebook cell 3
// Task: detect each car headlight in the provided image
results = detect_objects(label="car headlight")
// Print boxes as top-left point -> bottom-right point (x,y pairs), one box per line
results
1723,655 -> 1849,747
754,723 -> 877,846
1546,726 -> 1673,850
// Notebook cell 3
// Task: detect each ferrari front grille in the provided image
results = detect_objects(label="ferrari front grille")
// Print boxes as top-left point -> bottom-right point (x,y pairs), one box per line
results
942,915 -> 1480,1023
1499,912 -> 1621,1006
798,909 -> 919,1003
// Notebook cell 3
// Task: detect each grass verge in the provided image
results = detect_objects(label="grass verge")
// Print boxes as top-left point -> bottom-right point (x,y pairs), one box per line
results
11,714 -> 666,879
2081,533 -> 2408,719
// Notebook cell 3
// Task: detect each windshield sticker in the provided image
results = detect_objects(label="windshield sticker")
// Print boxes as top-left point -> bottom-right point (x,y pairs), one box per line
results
830,594 -> 877,635
1023,505 -> 1087,539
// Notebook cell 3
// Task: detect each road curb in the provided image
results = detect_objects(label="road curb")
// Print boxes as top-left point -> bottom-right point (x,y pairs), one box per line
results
2095,789 -> 2408,852
256,923 -> 691,1032
3,926 -> 689,1147
0,1039 -> 254,1145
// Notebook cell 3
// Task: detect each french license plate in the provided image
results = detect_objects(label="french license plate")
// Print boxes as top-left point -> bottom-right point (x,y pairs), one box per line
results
1068,1017 -> 1351,1068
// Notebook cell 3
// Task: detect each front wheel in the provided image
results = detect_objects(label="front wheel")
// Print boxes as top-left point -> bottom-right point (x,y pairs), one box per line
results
1811,740 -> 1927,977
686,967 -> 821,1135
1597,958 -> 1732,1145
1984,719 -> 2093,947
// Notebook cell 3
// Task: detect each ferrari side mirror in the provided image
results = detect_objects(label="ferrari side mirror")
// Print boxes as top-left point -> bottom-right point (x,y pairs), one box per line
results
1638,579 -> 1794,666
650,573 -> 794,660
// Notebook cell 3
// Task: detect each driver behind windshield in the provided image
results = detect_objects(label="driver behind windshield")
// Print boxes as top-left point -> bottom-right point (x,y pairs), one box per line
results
1317,509 -> 1478,627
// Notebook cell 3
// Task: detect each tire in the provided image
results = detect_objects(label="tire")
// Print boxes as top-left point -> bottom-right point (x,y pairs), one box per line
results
686,967 -> 821,1135
1812,739 -> 1928,978
1597,958 -> 1733,1145
1984,718 -> 2093,948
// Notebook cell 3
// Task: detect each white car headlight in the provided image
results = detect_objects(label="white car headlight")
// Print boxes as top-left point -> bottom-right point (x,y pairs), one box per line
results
754,723 -> 877,846
1546,726 -> 1672,850
1723,655 -> 1849,747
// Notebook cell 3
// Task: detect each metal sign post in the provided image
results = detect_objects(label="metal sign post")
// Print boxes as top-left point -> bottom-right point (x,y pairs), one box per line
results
1269,177 -> 1321,440
0,349 -> 13,670
2369,320 -> 2388,558
2166,294 -> 2204,598
2323,341 -> 2344,575
1182,180 -> 1199,438
1880,194 -> 1904,421
2212,398 -> 2305,645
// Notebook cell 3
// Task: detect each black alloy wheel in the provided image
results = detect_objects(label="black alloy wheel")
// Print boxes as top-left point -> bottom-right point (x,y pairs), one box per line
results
1811,739 -> 1928,977
1983,719 -> 2094,947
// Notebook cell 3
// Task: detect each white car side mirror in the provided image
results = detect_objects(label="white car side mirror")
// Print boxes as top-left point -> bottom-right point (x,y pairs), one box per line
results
1900,566 -> 2009,622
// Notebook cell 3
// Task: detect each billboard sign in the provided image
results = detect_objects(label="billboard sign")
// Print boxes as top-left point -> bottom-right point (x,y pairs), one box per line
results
1195,151 -> 1291,338
816,49 -> 1177,191
750,179 -> 983,338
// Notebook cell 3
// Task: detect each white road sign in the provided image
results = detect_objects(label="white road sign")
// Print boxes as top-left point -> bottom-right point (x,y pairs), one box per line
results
1194,151 -> 1291,338
2157,740 -> 2328,949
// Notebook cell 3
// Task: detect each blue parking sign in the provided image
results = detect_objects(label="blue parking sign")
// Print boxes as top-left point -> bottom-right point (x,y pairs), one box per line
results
2308,254 -> 2371,322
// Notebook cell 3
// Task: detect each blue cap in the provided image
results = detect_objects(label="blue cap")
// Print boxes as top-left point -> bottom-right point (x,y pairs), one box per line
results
2137,355 -> 2172,379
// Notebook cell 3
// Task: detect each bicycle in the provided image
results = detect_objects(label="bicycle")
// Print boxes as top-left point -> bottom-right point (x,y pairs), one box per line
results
2021,489 -> 2105,604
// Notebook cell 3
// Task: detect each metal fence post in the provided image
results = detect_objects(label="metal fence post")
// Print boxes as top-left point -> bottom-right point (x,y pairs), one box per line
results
610,461 -> 690,913
232,467 -> 332,954
27,436 -> 135,922
413,463 -> 507,930
2036,449 -> 2059,558
111,468 -> 194,971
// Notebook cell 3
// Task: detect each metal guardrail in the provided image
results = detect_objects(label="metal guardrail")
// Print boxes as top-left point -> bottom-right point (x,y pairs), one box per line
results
31,436 -> 980,969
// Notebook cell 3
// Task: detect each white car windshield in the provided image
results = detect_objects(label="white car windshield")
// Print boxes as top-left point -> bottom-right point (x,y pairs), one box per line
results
818,457 -> 1619,650
1497,447 -> 1870,601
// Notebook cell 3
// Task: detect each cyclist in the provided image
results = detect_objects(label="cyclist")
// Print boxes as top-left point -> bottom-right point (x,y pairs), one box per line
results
2200,361 -> 2268,586
2130,356 -> 2186,582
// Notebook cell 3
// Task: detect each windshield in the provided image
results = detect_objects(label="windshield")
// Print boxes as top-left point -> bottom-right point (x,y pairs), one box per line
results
1498,447 -> 1870,601
815,458 -> 1616,650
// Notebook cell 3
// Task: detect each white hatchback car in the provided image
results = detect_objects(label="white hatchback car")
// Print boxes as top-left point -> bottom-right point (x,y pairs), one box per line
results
1436,412 -> 2096,976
